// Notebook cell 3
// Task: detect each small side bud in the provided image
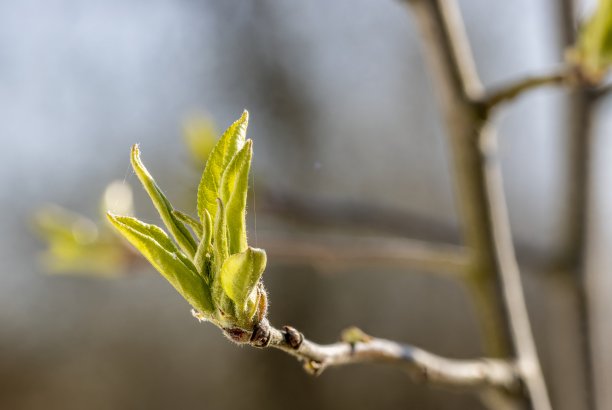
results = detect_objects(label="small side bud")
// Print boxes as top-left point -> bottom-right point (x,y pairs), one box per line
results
283,326 -> 303,349
341,326 -> 372,344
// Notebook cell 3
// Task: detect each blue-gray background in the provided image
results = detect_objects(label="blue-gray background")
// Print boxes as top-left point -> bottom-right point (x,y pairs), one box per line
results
1,0 -> 610,409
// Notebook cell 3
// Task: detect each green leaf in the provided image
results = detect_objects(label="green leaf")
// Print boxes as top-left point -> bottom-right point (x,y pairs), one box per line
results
194,209 -> 212,278
172,210 -> 203,240
197,110 -> 248,224
212,198 -> 229,271
107,213 -> 213,313
131,145 -> 197,258
220,139 -> 252,255
576,0 -> 612,79
219,247 -> 266,312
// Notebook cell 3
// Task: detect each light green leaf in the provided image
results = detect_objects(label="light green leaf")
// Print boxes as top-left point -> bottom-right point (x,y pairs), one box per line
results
131,145 -> 197,258
576,0 -> 612,79
194,209 -> 212,278
212,198 -> 229,271
172,210 -> 203,240
107,213 -> 213,313
197,111 -> 248,224
219,247 -> 267,312
220,139 -> 252,255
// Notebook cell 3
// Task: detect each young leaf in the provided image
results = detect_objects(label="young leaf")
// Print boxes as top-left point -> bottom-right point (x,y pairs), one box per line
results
219,247 -> 267,312
220,139 -> 252,255
107,213 -> 213,313
575,0 -> 612,79
194,209 -> 213,278
172,210 -> 203,239
131,145 -> 197,258
197,111 -> 248,224
212,198 -> 229,271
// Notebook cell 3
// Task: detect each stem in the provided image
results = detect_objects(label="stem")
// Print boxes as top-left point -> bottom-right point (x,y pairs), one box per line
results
243,319 -> 521,392
406,0 -> 510,359
406,0 -> 552,409
559,1 -> 597,408
481,70 -> 568,111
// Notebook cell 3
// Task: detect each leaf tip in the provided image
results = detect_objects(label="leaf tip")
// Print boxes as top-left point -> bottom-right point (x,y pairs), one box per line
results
130,143 -> 140,158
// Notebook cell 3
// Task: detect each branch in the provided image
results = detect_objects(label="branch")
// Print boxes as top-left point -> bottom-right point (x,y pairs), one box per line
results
257,189 -> 563,273
481,70 -> 568,111
260,232 -> 469,276
406,0 -> 552,409
257,187 -> 461,242
594,82 -> 612,100
224,317 -> 521,392
482,70 -> 609,112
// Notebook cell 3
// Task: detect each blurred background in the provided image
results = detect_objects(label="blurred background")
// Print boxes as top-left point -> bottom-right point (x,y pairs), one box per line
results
0,0 -> 610,408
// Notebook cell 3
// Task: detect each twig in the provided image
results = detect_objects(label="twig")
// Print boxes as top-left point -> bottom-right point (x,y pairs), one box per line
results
260,232 -> 469,276
407,0 -> 510,361
480,125 -> 553,410
257,187 -> 461,242
225,318 -> 521,392
556,2 -> 597,408
481,70 -> 568,111
594,82 -> 611,100
258,189 -> 564,273
406,0 -> 552,409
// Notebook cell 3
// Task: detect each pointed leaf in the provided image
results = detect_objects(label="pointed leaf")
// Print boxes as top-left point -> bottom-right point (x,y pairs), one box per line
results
219,247 -> 267,312
107,213 -> 213,313
210,201 -> 234,320
172,210 -> 203,240
197,111 -> 248,224
131,145 -> 197,258
220,139 -> 252,255
212,198 -> 229,271
194,209 -> 212,278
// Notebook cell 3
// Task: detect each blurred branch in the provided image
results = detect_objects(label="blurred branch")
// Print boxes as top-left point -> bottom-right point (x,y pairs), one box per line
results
481,69 -> 569,111
223,318 -> 521,392
258,187 -> 461,242
260,232 -> 469,276
556,1 -> 598,408
595,82 -> 612,100
406,0 -> 551,409
407,0 -> 509,359
481,69 -> 610,114
258,188 -> 563,272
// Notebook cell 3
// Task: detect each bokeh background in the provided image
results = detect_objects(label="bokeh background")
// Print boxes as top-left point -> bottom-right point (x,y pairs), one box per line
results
1,0 -> 610,409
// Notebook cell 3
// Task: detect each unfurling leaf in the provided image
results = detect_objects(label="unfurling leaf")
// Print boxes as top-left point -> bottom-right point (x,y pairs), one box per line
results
107,213 -> 213,313
573,0 -> 612,81
172,210 -> 203,239
213,198 -> 229,270
194,209 -> 212,278
109,111 -> 267,332
197,110 -> 248,224
220,247 -> 267,314
131,145 -> 197,258
220,139 -> 252,255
